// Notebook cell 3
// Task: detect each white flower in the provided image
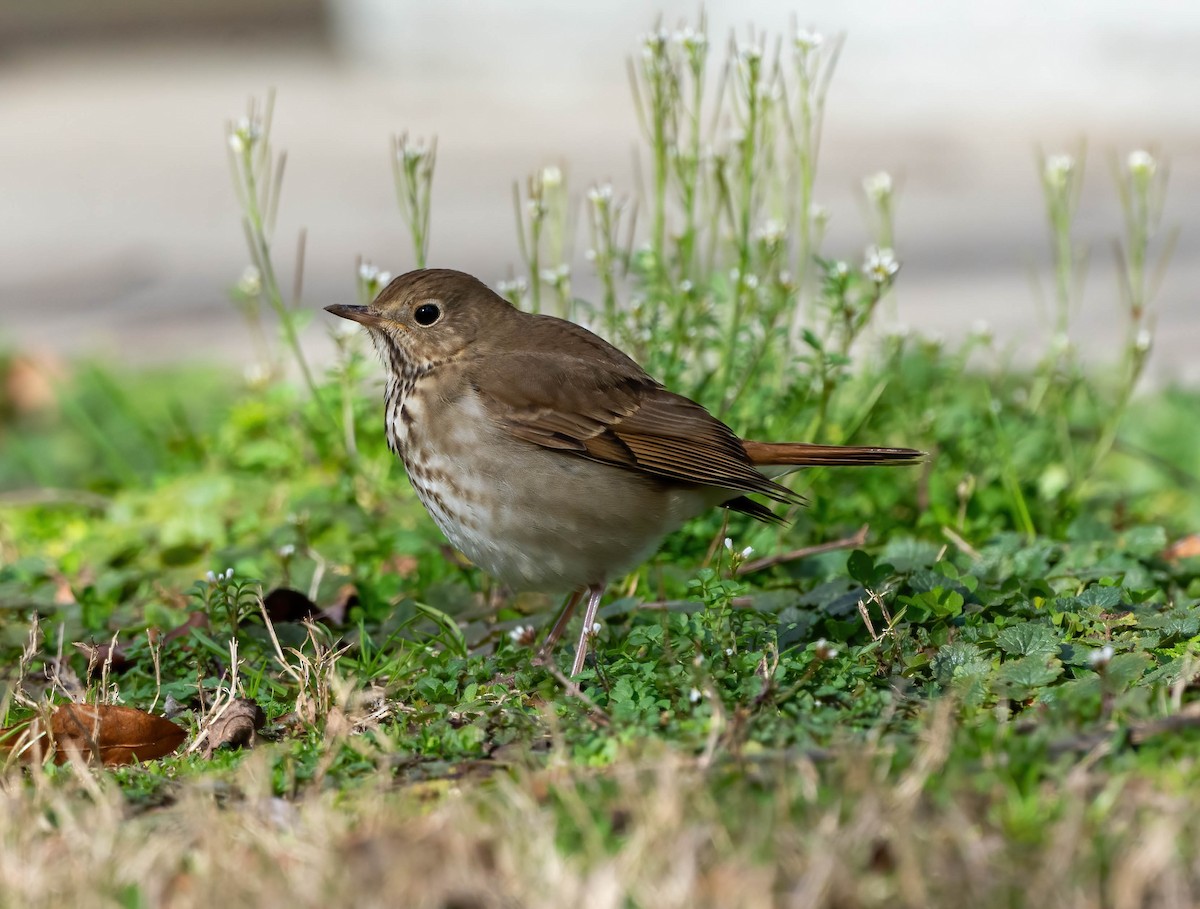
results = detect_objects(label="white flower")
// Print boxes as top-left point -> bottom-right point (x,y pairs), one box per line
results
205,570 -> 217,584
688,687 -> 703,703
588,621 -> 603,637
724,647 -> 734,656
862,171 -> 893,202
540,165 -> 563,189
587,183 -> 613,205
224,568 -> 234,581
971,319 -> 992,340
1134,329 -> 1152,353
794,28 -> 824,52
674,26 -> 708,54
814,638 -> 838,661
809,202 -> 830,224
243,362 -> 271,387
754,218 -> 787,246
496,277 -> 529,296
397,135 -> 431,164
228,115 -> 263,154
1089,644 -> 1115,669
278,544 -> 295,559
862,246 -> 900,284
358,262 -> 391,288
236,265 -> 262,297
744,274 -> 760,290
508,625 -> 536,647
831,260 -> 850,278
740,546 -> 754,559
724,537 -> 734,552
1127,149 -> 1157,179
737,41 -> 763,65
1043,154 -> 1075,189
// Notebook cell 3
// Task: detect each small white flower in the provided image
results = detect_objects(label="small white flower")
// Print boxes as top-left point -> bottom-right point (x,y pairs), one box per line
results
1089,644 -> 1115,669
587,183 -> 613,205
1043,154 -> 1075,189
525,198 -> 547,220
243,362 -> 271,387
205,570 -> 217,584
724,537 -> 734,552
236,265 -> 262,297
809,202 -> 830,224
229,115 -> 263,154
1134,329 -> 1153,353
862,171 -> 893,202
794,28 -> 824,52
754,218 -> 787,246
831,260 -> 850,278
224,568 -> 234,581
678,279 -> 693,293
862,246 -> 900,284
540,165 -> 563,189
884,322 -> 910,339
508,625 -> 537,647
814,638 -> 838,661
397,135 -> 431,164
741,546 -> 754,559
675,26 -> 708,54
1050,332 -> 1072,355
1127,149 -> 1157,179
737,41 -> 763,65
744,274 -> 760,290
496,277 -> 529,296
589,621 -> 603,637
278,544 -> 295,559
688,687 -> 703,704
725,647 -> 734,656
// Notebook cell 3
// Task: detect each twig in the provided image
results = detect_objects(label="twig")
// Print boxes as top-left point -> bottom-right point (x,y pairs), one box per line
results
941,525 -> 982,561
736,524 -> 869,575
534,656 -> 610,727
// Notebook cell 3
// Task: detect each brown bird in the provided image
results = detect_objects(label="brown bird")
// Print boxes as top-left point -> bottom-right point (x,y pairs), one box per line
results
327,269 -> 922,674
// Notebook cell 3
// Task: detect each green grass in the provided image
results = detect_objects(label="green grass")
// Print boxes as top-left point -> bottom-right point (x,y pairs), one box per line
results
2,16 -> 1198,908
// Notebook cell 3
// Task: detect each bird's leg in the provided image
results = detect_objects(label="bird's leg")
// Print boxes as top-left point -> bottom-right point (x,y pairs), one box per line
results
539,588 -> 585,660
570,583 -> 605,676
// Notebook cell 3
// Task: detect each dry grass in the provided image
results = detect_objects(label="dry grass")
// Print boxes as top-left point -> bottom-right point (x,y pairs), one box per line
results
2,714 -> 1199,909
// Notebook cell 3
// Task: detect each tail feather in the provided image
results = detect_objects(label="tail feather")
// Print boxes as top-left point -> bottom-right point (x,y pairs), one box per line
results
743,441 -> 925,467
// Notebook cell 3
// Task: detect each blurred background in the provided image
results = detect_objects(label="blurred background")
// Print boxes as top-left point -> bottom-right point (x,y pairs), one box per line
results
1,0 -> 1197,381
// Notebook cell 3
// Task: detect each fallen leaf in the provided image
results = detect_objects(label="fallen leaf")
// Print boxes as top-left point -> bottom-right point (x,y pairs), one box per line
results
162,610 -> 210,644
75,640 -> 133,676
1,704 -> 186,766
201,698 -> 265,758
1163,534 -> 1200,561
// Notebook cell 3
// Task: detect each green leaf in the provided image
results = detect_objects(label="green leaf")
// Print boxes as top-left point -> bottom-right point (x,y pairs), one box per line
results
995,622 -> 1060,658
932,641 -> 992,686
993,655 -> 1063,698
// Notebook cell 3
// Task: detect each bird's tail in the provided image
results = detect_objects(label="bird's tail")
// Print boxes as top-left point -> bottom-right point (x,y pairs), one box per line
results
743,441 -> 925,467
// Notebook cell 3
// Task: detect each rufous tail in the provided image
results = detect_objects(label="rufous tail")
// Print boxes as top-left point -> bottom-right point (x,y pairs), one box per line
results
742,441 -> 925,467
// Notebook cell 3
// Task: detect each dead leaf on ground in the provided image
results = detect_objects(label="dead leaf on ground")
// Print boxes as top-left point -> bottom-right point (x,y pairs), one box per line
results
1,704 -> 186,766
75,640 -> 133,676
1163,534 -> 1200,562
321,583 -> 359,625
201,698 -> 265,758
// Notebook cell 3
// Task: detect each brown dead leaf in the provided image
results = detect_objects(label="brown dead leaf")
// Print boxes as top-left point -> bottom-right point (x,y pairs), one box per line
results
1163,534 -> 1200,562
74,640 -> 133,676
201,698 -> 265,758
161,610 -> 210,644
1,704 -> 186,766
382,554 -> 420,577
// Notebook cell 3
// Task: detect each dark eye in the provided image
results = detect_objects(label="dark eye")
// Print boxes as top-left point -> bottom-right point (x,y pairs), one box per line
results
413,303 -> 441,326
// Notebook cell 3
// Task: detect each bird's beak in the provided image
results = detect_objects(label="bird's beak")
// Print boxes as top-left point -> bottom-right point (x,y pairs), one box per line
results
324,304 -> 386,327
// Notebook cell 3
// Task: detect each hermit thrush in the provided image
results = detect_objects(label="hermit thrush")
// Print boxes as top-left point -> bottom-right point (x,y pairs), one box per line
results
327,269 -> 922,674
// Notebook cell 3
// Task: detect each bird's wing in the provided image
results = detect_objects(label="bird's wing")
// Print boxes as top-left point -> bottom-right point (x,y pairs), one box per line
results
465,349 -> 800,505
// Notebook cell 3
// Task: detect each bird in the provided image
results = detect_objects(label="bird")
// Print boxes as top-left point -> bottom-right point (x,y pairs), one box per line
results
326,268 -> 923,674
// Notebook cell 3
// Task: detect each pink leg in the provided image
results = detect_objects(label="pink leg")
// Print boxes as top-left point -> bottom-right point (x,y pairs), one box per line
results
538,588 -> 585,662
570,584 -> 605,676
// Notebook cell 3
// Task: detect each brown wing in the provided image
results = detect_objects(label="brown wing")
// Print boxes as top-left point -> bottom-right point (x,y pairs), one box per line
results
463,326 -> 801,507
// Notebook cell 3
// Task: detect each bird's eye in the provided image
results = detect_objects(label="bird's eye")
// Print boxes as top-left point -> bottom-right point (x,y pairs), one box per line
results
413,302 -> 441,326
